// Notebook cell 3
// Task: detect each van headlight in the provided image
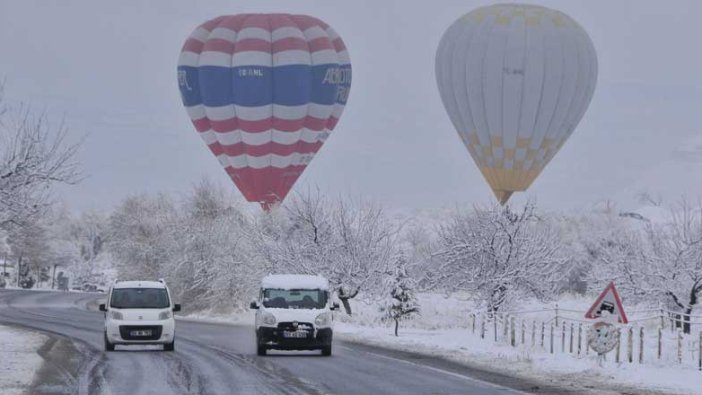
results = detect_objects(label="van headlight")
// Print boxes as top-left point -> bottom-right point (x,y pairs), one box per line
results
315,312 -> 332,327
158,311 -> 172,320
110,311 -> 123,320
261,311 -> 276,326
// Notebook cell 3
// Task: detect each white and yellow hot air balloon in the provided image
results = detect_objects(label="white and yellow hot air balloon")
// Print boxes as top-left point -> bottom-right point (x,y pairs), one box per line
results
435,4 -> 597,204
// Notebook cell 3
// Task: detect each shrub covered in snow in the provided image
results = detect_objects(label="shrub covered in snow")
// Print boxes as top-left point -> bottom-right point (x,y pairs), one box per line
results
380,254 -> 419,336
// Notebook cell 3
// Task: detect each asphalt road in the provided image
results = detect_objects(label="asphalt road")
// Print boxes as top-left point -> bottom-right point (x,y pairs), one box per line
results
0,289 -> 559,395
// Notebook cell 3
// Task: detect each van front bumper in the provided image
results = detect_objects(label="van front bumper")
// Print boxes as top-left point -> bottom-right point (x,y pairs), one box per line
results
257,325 -> 332,350
106,319 -> 175,345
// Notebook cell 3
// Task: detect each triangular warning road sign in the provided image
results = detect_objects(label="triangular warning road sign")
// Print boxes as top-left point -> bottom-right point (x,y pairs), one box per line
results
585,282 -> 628,324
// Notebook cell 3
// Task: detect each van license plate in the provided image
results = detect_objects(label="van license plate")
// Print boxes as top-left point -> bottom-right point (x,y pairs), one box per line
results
130,330 -> 152,337
283,331 -> 306,338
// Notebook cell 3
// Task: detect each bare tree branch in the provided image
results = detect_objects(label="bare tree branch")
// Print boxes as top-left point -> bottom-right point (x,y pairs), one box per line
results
0,87 -> 82,229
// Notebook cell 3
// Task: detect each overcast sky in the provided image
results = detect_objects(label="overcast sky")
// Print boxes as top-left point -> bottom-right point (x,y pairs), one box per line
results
1,0 -> 701,214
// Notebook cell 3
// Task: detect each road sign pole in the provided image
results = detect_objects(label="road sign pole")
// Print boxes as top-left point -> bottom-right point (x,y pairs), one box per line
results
615,329 -> 621,363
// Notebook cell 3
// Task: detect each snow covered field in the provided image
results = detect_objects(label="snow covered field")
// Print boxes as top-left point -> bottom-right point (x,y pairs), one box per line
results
0,324 -> 47,395
184,293 -> 702,395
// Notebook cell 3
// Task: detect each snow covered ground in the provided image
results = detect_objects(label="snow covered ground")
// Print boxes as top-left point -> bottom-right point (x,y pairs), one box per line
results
183,293 -> 702,395
333,294 -> 702,395
0,324 -> 47,395
335,322 -> 701,395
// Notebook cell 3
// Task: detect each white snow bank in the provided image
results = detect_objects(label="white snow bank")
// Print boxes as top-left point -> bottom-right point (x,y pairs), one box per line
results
0,325 -> 47,395
334,323 -> 702,395
261,274 -> 329,290
332,293 -> 702,395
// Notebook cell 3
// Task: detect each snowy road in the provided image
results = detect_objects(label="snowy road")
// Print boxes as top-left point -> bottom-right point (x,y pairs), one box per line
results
0,290 -> 560,395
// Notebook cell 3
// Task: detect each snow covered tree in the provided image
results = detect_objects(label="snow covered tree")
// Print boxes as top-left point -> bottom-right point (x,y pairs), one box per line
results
329,198 -> 398,310
172,180 -> 259,310
255,190 -> 399,314
0,84 -> 82,289
589,200 -> 702,333
107,193 -> 179,280
381,254 -> 419,336
403,222 -> 433,274
106,181 -> 261,311
435,202 -> 567,313
0,86 -> 81,230
48,209 -> 112,288
6,219 -> 51,287
558,206 -> 632,295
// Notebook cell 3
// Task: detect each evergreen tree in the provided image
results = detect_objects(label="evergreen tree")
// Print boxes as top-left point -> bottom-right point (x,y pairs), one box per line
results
382,254 -> 419,336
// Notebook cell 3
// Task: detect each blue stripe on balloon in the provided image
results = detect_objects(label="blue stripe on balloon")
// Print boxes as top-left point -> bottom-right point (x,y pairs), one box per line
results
272,66 -> 309,106
231,65 -> 273,107
178,64 -> 345,107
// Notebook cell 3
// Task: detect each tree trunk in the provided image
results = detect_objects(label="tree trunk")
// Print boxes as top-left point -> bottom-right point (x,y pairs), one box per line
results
683,307 -> 692,334
338,286 -> 360,315
394,319 -> 399,337
488,285 -> 507,314
340,298 -> 353,315
682,284 -> 700,334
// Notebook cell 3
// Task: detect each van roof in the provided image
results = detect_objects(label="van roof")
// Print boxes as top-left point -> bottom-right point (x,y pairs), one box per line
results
113,280 -> 166,289
261,275 -> 329,291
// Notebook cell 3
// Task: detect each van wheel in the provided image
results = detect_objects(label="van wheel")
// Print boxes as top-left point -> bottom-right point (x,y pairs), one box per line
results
164,340 -> 175,351
322,345 -> 332,356
104,333 -> 115,352
257,344 -> 267,356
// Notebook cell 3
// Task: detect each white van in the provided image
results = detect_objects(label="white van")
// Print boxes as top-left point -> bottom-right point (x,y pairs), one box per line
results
250,274 -> 339,356
99,280 -> 181,351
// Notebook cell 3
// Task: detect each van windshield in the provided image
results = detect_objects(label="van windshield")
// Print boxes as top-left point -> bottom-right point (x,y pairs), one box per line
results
110,288 -> 170,309
262,289 -> 327,309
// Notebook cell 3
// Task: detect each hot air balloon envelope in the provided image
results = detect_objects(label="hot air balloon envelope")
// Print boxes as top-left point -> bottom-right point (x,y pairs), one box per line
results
178,14 -> 351,210
435,4 -> 597,204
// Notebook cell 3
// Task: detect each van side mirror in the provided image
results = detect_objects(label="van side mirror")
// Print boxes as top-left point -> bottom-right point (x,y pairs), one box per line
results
99,304 -> 107,312
331,302 -> 340,311
249,301 -> 259,309
173,304 -> 181,312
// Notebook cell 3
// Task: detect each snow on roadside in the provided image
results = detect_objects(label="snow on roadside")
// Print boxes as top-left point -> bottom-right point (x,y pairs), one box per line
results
332,293 -> 702,395
334,322 -> 700,395
0,324 -> 47,395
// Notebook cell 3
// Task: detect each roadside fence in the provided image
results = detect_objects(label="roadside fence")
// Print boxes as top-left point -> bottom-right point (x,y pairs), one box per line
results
466,305 -> 702,371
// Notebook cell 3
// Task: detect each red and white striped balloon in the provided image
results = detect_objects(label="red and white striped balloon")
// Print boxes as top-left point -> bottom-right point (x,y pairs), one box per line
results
178,14 -> 352,210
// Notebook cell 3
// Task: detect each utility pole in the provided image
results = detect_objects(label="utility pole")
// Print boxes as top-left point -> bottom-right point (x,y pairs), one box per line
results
17,256 -> 22,287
